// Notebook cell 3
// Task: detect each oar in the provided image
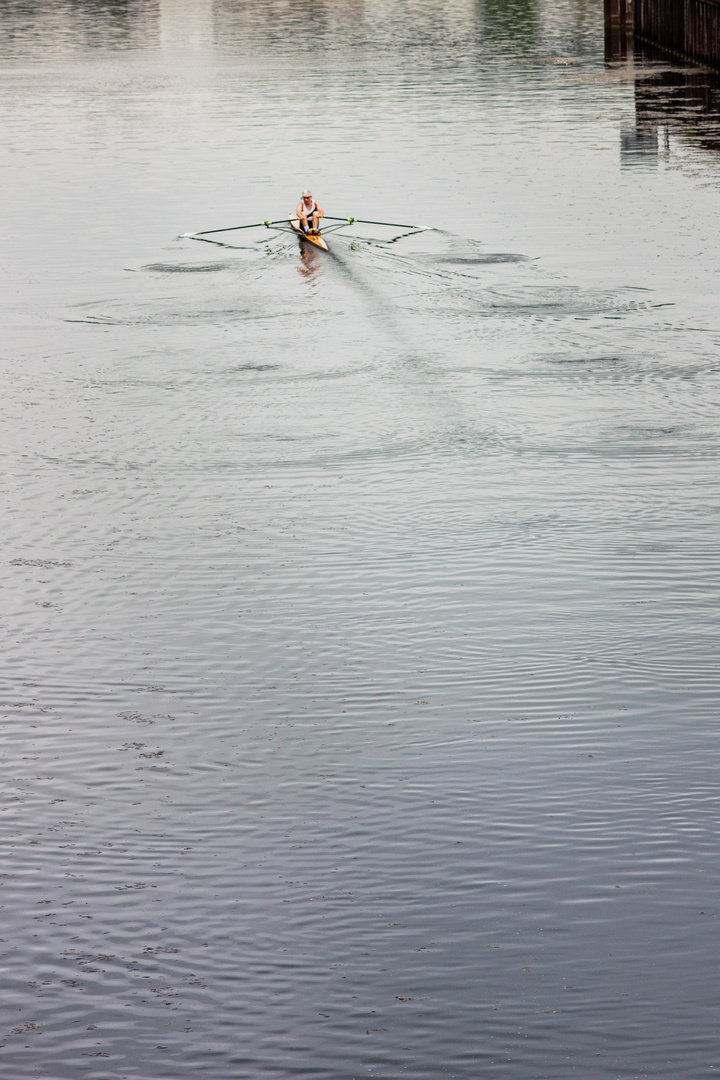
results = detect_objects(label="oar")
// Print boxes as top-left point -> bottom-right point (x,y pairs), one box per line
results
179,219 -> 291,238
181,235 -> 257,249
322,217 -> 431,230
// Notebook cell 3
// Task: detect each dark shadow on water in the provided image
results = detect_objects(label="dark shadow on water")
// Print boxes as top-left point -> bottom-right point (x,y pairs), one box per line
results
140,263 -> 233,274
223,363 -> 282,374
432,254 -> 530,265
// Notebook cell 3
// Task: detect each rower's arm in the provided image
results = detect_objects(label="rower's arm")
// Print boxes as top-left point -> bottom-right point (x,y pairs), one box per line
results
315,202 -> 324,218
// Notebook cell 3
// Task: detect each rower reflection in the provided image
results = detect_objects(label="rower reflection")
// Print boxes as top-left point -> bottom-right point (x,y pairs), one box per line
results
296,241 -> 326,279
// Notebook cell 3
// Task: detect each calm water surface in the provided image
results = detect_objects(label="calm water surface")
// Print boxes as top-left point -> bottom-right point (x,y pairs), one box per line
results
2,2 -> 720,1077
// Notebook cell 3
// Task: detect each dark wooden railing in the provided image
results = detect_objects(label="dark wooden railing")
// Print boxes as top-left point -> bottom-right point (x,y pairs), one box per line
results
605,0 -> 720,70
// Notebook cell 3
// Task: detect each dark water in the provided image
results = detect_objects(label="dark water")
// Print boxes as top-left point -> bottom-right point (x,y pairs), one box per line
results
3,2 -> 720,1078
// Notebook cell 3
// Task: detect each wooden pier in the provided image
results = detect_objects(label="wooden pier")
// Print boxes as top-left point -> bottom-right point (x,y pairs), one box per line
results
605,0 -> 720,70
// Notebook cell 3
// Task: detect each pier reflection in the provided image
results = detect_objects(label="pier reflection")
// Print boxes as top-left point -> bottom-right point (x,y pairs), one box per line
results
477,0 -> 540,50
212,0 -> 366,48
608,37 -> 720,169
620,124 -> 665,167
0,0 -> 160,53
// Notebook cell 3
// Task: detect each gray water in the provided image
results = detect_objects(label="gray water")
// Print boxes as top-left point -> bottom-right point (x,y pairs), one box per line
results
3,2 -> 720,1078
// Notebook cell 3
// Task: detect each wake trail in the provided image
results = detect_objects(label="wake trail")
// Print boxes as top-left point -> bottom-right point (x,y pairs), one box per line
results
325,244 -> 416,351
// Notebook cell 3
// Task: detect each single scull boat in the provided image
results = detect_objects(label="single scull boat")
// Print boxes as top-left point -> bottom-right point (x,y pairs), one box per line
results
180,216 -> 430,252
288,214 -> 329,251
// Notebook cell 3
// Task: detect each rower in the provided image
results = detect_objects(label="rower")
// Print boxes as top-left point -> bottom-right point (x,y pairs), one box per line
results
296,189 -> 324,234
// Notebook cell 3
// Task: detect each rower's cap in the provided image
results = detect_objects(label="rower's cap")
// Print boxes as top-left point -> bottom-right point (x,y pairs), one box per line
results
301,189 -> 312,196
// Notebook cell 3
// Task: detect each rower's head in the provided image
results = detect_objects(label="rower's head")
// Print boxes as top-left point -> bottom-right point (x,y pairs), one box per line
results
301,189 -> 313,205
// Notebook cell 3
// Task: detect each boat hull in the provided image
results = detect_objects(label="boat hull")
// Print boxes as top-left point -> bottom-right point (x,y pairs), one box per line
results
289,216 -> 329,251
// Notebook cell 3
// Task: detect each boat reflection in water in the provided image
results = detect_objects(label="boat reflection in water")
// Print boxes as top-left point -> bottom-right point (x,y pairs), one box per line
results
296,238 -> 327,279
